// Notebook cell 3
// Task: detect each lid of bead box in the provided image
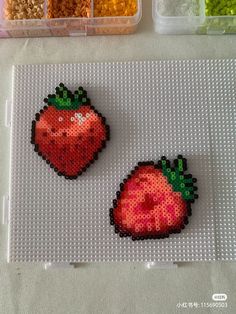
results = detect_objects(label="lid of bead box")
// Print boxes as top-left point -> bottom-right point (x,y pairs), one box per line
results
7,60 -> 236,263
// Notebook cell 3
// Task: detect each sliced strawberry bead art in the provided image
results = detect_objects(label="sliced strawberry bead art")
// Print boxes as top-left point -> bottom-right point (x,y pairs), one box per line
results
31,83 -> 110,179
110,156 -> 198,240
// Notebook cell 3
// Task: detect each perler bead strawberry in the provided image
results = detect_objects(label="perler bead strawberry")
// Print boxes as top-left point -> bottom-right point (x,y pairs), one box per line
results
110,156 -> 198,240
31,83 -> 109,179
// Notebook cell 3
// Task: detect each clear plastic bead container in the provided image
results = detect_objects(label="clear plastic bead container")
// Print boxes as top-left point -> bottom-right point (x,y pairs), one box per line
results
0,0 -> 142,38
152,0 -> 236,35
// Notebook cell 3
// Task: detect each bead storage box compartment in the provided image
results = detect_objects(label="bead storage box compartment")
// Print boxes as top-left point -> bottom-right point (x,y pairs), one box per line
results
0,0 -> 141,38
152,0 -> 236,34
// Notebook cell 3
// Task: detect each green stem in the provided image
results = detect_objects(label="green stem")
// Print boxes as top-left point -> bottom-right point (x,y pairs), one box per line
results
44,83 -> 90,110
158,156 -> 197,201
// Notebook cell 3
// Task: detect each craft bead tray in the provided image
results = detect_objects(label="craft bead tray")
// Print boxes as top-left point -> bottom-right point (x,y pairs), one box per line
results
0,0 -> 141,38
153,0 -> 236,34
5,60 -> 236,263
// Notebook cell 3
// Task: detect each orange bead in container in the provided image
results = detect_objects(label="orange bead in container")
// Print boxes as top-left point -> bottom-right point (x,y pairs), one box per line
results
47,0 -> 92,18
93,0 -> 139,35
94,0 -> 137,17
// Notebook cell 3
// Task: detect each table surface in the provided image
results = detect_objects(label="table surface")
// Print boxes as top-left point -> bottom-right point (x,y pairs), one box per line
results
0,1 -> 236,313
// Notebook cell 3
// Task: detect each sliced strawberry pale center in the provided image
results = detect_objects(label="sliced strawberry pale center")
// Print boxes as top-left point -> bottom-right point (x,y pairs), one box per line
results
113,166 -> 188,238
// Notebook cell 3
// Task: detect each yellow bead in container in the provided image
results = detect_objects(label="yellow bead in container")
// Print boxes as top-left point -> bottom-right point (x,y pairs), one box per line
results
94,0 -> 137,17
94,24 -> 137,35
93,0 -> 139,35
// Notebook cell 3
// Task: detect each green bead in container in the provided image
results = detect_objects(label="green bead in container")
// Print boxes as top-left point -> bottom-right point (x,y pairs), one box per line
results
205,0 -> 236,16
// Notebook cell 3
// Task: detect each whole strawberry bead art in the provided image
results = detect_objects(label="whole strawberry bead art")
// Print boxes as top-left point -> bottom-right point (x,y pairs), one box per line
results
110,156 -> 198,240
31,83 -> 110,179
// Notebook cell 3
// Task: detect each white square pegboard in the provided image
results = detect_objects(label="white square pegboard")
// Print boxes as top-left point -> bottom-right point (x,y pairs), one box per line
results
7,60 -> 236,263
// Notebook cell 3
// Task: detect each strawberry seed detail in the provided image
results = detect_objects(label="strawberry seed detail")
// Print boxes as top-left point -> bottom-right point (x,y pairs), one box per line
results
31,83 -> 110,179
